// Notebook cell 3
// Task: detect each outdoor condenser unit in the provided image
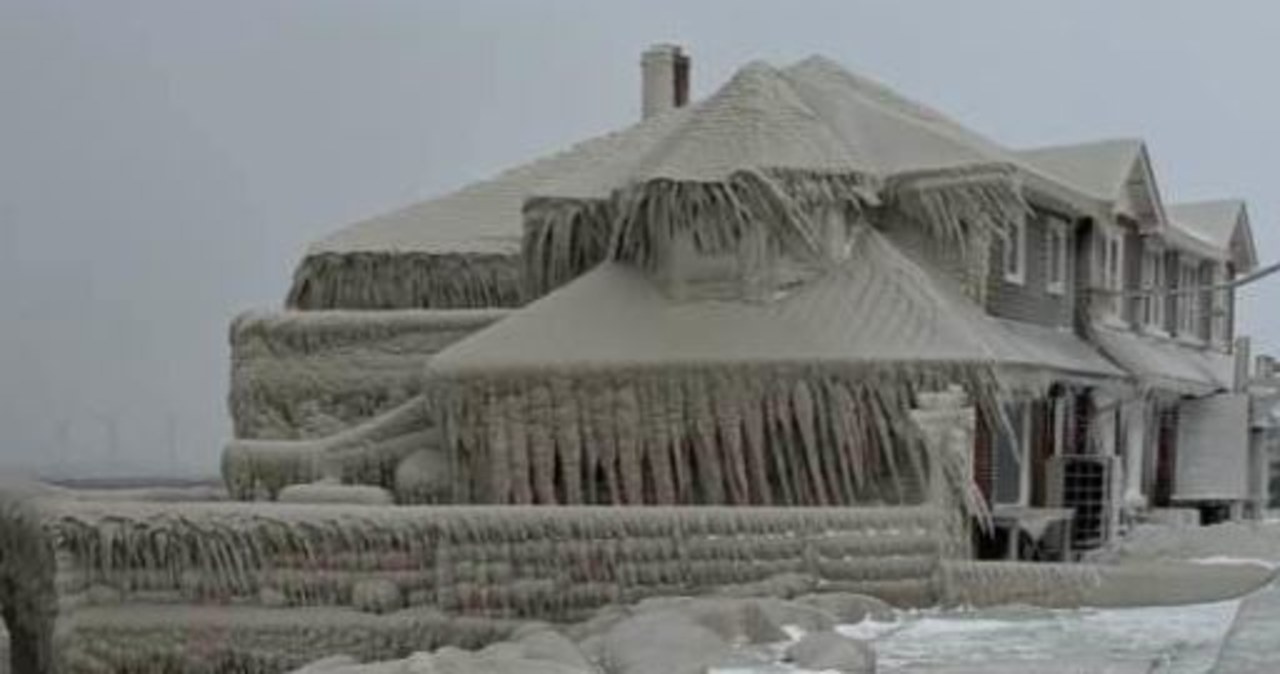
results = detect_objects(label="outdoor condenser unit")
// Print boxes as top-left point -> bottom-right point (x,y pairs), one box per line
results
1047,455 -> 1118,551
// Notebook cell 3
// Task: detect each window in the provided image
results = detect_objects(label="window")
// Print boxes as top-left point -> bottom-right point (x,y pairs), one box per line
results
1045,220 -> 1068,295
1197,264 -> 1213,341
1003,218 -> 1026,284
1140,247 -> 1164,329
994,403 -> 1032,506
1210,263 -> 1229,344
1097,227 -> 1124,317
1177,261 -> 1199,336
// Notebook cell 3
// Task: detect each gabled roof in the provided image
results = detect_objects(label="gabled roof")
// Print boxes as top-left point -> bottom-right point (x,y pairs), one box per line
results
1166,199 -> 1259,271
1016,139 -> 1142,201
309,58 -> 1100,260
1015,139 -> 1167,226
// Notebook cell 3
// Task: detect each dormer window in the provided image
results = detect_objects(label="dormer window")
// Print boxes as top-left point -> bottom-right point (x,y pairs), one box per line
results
1002,218 -> 1026,285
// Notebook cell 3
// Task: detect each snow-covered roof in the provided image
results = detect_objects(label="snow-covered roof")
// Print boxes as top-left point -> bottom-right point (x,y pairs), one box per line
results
1166,199 -> 1258,271
1015,139 -> 1167,226
1016,139 -> 1144,202
1091,326 -> 1234,395
307,57 -> 1098,260
428,228 -> 1122,381
308,106 -> 692,257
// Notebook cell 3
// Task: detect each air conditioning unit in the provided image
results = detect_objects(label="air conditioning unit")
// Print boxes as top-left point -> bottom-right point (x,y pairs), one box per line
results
1047,455 -> 1118,551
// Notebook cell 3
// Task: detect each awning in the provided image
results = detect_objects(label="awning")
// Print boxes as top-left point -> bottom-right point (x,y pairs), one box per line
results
995,319 -> 1128,389
1091,327 -> 1234,395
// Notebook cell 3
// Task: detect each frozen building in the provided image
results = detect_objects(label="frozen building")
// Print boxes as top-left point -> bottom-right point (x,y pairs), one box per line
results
0,45 -> 1271,674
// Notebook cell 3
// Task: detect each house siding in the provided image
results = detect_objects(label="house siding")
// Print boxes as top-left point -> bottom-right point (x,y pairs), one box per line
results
986,209 -> 1075,329
881,219 -> 970,288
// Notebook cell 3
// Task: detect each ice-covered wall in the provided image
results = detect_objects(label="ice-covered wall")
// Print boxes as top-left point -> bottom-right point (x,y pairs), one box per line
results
229,309 -> 507,440
0,488 -> 958,673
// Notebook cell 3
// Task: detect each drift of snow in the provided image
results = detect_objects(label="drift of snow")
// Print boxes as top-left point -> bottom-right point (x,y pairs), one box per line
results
1189,556 -> 1280,571
837,601 -> 1240,673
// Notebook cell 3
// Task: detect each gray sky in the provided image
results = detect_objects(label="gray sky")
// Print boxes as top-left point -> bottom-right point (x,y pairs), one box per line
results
1,0 -> 1276,477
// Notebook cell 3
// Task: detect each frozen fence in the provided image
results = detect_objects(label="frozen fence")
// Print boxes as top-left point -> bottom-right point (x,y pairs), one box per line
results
0,486 -> 957,673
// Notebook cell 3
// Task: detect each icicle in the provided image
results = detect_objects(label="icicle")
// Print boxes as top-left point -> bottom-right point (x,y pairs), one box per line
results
688,374 -> 726,504
286,251 -> 524,310
550,376 -> 583,504
790,378 -> 830,505
663,376 -> 691,503
712,373 -> 749,505
614,383 -> 645,505
526,383 -> 557,504
828,382 -> 864,496
596,380 -> 624,504
484,388 -> 512,503
642,376 -> 677,505
738,377 -> 772,506
578,379 -> 607,503
502,388 -> 533,505
765,380 -> 799,505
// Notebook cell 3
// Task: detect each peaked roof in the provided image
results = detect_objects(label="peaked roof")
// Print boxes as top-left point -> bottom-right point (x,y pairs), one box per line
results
1015,138 -> 1168,225
428,227 -> 1122,381
309,57 -> 1101,261
1016,139 -> 1144,201
1166,199 -> 1258,270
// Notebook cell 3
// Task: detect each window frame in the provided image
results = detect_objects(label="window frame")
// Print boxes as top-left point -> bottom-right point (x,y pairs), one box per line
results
1096,225 -> 1125,319
1002,217 -> 1027,285
1045,219 -> 1068,295
1140,245 -> 1165,330
1177,260 -> 1199,336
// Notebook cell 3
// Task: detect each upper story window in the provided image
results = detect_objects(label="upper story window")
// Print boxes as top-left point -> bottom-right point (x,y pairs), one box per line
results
1002,217 -> 1026,285
1097,226 -> 1124,318
1045,219 -> 1068,295
1176,260 -> 1200,337
1210,263 -> 1230,345
1140,246 -> 1165,330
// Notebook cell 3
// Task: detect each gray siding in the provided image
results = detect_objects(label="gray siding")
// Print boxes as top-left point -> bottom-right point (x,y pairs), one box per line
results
885,209 -> 1078,330
882,220 -> 970,287
986,209 -> 1075,329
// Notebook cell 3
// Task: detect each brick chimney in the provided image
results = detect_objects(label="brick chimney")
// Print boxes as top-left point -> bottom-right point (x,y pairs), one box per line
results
641,44 -> 690,119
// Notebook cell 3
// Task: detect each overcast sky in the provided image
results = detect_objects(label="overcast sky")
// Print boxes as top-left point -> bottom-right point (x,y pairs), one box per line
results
1,0 -> 1276,477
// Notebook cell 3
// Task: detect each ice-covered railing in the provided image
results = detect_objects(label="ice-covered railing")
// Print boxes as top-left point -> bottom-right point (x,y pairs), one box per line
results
223,396 -> 436,500
0,487 -> 958,673
229,309 -> 506,440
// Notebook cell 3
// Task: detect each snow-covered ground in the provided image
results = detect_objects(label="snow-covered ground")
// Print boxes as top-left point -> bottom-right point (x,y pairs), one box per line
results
850,601 -> 1239,673
710,599 -> 1243,674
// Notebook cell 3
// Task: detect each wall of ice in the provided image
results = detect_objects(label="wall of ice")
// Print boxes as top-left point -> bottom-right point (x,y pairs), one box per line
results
0,487 -> 957,673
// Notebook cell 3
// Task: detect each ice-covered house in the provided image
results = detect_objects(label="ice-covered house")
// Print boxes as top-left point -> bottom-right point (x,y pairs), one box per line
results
226,46 -> 1271,556
1017,141 -> 1260,527
225,47 -> 1135,543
